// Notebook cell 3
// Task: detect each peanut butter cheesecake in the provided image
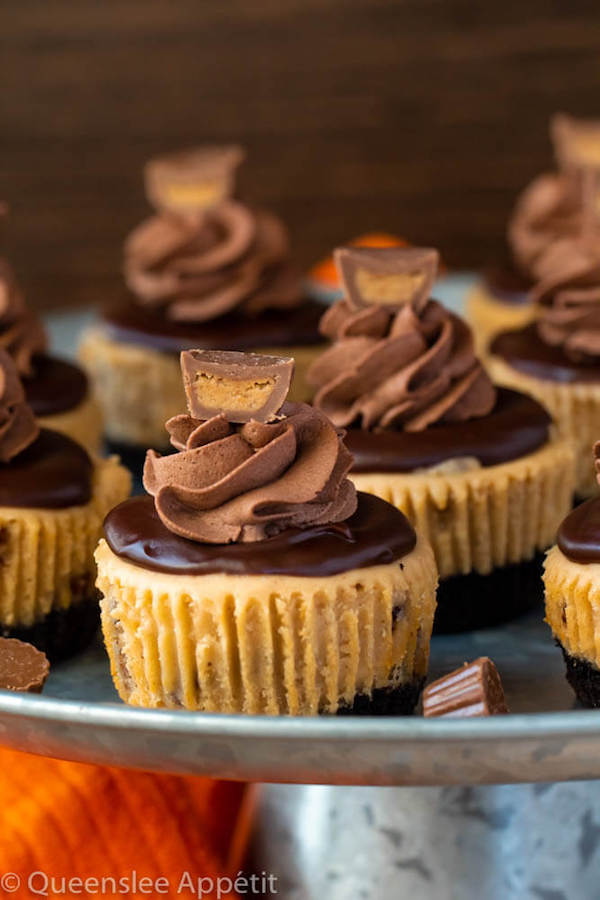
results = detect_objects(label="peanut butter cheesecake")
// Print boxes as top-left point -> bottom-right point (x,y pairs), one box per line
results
467,114 -> 600,354
0,255 -> 102,455
96,349 -> 437,715
0,350 -> 130,660
545,442 -> 600,707
80,145 -> 326,451
308,246 -> 575,631
489,233 -> 600,497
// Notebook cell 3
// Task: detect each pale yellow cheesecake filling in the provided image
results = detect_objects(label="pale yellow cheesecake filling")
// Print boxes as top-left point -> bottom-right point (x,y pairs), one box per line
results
351,436 -> 575,580
544,545 -> 600,669
489,354 -> 600,497
0,457 -> 130,628
465,281 -> 535,359
96,534 -> 437,715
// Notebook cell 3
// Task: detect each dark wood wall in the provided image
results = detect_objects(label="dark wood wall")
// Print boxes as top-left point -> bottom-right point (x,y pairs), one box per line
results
2,0 -> 600,310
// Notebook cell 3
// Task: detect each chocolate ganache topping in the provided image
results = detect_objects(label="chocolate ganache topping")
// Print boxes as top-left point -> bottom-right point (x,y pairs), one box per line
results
308,247 -> 496,430
557,441 -> 600,563
508,115 -> 600,280
0,259 -> 47,377
123,145 -> 303,323
0,351 -> 92,508
0,348 -> 39,462
142,349 -> 357,543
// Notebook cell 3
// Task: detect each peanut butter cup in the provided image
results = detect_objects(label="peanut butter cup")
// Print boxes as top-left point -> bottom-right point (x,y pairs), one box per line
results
0,351 -> 130,661
545,442 -> 600,707
79,145 -> 327,452
0,637 -> 49,694
96,349 -> 437,714
423,657 -> 508,718
309,245 -> 575,632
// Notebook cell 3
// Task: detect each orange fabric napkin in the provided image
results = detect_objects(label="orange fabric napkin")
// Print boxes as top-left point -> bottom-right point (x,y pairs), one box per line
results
0,748 -> 253,899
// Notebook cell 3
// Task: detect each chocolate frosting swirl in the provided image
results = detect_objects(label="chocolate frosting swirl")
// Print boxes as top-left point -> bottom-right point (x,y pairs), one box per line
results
124,153 -> 303,322
507,172 -> 587,280
143,402 -> 357,543
0,260 -> 47,377
308,298 -> 496,430
532,236 -> 600,362
0,349 -> 39,462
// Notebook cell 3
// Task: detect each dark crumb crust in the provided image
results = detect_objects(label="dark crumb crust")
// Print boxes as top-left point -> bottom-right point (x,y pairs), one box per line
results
336,678 -> 424,716
559,643 -> 600,709
433,553 -> 545,634
1,594 -> 100,663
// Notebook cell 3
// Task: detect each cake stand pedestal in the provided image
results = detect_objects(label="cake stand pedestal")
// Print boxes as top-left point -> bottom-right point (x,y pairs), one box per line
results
249,781 -> 600,899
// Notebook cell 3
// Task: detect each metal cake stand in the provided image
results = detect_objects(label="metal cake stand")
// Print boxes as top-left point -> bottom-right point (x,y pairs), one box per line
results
4,286 -> 595,899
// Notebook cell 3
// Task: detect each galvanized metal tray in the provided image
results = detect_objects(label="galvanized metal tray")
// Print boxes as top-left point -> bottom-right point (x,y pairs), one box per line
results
1,281 -> 597,786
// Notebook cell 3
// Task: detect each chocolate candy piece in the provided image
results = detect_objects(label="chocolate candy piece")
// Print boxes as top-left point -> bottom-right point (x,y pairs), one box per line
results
145,145 -> 245,216
0,637 -> 49,693
180,349 -> 294,423
422,656 -> 508,717
552,114 -> 600,171
334,246 -> 439,312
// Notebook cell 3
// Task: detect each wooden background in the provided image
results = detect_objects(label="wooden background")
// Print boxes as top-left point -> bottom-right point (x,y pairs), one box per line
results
1,0 -> 600,310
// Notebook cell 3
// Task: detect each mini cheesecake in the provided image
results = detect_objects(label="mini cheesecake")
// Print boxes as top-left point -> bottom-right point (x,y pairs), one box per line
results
0,350 -> 130,660
79,145 -> 326,452
95,349 -> 438,715
308,245 -> 575,632
489,234 -> 600,498
545,443 -> 600,707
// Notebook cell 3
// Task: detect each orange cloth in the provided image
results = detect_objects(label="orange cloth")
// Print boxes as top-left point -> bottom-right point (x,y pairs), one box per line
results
0,748 -> 252,899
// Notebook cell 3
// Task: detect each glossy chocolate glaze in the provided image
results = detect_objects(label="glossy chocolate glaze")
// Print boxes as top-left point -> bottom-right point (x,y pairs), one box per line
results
346,388 -> 551,473
24,354 -> 89,416
557,497 -> 600,563
483,263 -> 532,304
104,491 -> 416,576
0,429 -> 92,509
491,325 -> 600,384
102,296 -> 326,354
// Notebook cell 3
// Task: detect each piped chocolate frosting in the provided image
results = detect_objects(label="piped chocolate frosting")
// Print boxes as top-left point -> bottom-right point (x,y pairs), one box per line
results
143,350 -> 357,544
123,145 -> 303,323
308,246 -> 496,431
508,114 -> 600,281
532,236 -> 600,363
0,224 -> 87,415
0,352 -> 92,508
0,349 -> 39,462
492,235 -> 600,380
